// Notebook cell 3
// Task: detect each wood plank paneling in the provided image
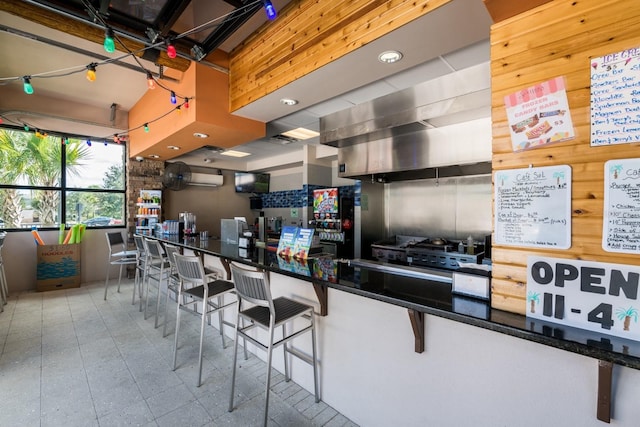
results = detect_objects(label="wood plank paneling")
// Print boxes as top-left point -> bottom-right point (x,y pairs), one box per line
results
228,0 -> 448,111
490,0 -> 640,314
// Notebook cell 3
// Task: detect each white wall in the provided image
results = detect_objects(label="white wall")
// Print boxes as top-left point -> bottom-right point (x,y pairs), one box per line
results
201,255 -> 640,427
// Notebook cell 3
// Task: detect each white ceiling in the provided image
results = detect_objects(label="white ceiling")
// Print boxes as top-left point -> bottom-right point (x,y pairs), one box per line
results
0,0 -> 493,171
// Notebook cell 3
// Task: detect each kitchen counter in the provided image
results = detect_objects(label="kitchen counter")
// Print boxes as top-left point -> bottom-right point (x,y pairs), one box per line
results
148,234 -> 640,370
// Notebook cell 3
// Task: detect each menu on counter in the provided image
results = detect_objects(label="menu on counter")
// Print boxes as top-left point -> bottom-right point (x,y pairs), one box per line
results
591,47 -> 640,146
276,226 -> 314,259
504,76 -> 575,151
603,158 -> 640,253
495,165 -> 572,249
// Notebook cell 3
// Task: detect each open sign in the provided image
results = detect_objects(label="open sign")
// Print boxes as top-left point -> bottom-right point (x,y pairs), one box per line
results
527,256 -> 640,341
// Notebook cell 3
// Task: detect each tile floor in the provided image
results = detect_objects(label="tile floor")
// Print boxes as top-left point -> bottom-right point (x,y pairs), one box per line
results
0,279 -> 359,427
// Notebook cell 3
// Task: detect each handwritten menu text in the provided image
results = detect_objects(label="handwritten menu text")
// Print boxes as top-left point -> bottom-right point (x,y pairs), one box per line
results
603,158 -> 640,253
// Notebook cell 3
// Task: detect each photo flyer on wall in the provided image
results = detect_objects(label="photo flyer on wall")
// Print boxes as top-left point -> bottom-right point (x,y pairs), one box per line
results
602,158 -> 640,253
504,76 -> 575,151
590,47 -> 640,146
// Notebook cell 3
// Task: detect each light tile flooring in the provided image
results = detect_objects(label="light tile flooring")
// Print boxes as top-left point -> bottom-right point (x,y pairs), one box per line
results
0,279 -> 358,427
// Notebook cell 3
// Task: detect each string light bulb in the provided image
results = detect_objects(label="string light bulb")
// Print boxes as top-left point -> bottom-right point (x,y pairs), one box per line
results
86,63 -> 97,82
86,139 -> 92,146
146,72 -> 156,89
23,124 -> 30,131
23,76 -> 34,94
170,91 -> 177,104
104,28 -> 115,53
184,98 -> 190,109
263,0 -> 277,20
166,41 -> 177,59
143,123 -> 149,132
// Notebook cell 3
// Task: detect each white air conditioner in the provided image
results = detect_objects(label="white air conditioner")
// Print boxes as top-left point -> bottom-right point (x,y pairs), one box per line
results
190,172 -> 224,187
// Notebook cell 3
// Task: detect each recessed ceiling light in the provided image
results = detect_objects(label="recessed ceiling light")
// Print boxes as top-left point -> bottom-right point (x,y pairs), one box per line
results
280,98 -> 298,106
193,132 -> 209,139
167,145 -> 181,150
378,50 -> 403,64
149,154 -> 160,159
220,150 -> 251,158
281,127 -> 320,140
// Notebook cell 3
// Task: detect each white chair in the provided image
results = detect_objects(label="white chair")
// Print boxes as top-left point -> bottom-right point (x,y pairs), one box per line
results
104,231 -> 137,301
228,263 -> 319,426
172,253 -> 236,387
143,238 -> 171,328
0,232 -> 7,311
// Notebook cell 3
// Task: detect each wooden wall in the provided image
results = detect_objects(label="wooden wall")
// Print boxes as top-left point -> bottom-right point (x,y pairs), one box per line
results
228,0 -> 449,112
490,0 -> 640,314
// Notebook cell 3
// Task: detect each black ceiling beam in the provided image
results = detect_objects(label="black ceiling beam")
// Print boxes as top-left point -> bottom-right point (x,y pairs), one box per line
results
155,0 -> 193,38
201,1 -> 262,55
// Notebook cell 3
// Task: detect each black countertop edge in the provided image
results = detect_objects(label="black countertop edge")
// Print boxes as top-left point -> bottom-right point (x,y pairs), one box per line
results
143,234 -> 640,370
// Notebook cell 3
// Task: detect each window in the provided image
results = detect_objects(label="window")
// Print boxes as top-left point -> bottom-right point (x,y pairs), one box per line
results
0,128 -> 127,230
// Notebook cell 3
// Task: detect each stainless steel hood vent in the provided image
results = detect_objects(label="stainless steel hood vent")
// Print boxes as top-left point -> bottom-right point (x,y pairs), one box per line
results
320,62 -> 492,180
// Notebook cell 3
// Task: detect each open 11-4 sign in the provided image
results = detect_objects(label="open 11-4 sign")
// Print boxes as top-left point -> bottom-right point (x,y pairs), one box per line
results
527,256 -> 640,341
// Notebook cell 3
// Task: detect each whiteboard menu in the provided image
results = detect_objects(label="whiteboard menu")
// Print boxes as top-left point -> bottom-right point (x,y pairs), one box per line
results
591,47 -> 640,146
495,165 -> 572,249
603,158 -> 640,253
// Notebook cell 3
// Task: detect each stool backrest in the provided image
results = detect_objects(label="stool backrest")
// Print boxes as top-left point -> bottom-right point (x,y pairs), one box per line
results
144,238 -> 164,259
173,253 -> 207,286
230,263 -> 272,310
106,231 -> 126,256
163,244 -> 180,266
133,235 -> 146,254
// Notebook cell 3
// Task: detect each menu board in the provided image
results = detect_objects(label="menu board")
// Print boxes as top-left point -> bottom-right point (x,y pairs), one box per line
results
504,76 -> 575,151
276,226 -> 314,259
495,165 -> 572,249
591,47 -> 640,146
603,158 -> 640,253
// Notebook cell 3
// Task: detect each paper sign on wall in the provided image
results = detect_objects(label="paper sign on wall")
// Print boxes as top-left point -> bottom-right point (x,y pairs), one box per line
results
495,165 -> 572,249
591,47 -> 640,146
527,256 -> 640,342
603,158 -> 640,253
504,76 -> 575,151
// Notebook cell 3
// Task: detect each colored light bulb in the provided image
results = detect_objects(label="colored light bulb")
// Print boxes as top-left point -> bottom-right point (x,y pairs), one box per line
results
86,139 -> 92,146
146,72 -> 156,90
170,91 -> 177,104
167,43 -> 177,59
104,28 -> 115,53
263,0 -> 277,20
23,76 -> 34,94
86,64 -> 97,82
143,123 -> 149,133
184,98 -> 190,109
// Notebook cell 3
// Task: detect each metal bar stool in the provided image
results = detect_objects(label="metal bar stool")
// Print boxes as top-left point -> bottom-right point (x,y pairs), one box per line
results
132,235 -> 148,307
104,231 -> 137,301
228,262 -> 319,427
143,238 -> 171,328
161,243 -> 182,337
172,253 -> 236,387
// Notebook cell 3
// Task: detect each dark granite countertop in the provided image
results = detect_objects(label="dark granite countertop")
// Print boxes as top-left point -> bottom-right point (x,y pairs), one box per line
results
147,234 -> 640,369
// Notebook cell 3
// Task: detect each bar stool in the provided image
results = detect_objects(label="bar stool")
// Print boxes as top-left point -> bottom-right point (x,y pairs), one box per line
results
0,231 -> 7,312
228,263 -> 319,426
104,231 -> 137,301
143,238 -> 171,328
161,243 -> 182,337
132,235 -> 147,307
172,253 -> 236,387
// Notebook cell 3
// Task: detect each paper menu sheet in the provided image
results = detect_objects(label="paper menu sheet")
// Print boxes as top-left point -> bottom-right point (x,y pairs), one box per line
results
603,158 -> 640,253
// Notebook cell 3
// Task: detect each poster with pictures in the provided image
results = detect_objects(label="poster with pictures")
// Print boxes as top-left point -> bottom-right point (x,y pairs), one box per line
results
591,47 -> 640,146
504,76 -> 575,151
276,226 -> 298,257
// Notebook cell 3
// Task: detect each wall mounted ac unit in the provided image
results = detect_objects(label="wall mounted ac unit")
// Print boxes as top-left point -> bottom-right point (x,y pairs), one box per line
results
190,172 -> 224,187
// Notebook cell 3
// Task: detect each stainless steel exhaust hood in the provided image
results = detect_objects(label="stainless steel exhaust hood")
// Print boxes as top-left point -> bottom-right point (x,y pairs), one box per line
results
320,63 -> 492,180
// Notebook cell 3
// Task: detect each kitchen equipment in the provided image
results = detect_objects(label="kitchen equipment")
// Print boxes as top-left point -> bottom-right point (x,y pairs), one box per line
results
371,235 -> 484,271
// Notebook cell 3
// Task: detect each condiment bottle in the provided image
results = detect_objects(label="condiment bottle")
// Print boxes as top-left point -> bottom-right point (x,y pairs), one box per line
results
467,236 -> 475,255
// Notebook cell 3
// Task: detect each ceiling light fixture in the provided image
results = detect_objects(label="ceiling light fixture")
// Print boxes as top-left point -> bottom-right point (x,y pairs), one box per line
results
167,145 -> 181,150
281,127 -> 319,140
149,154 -> 160,159
220,150 -> 251,158
378,50 -> 403,64
193,132 -> 209,139
280,98 -> 298,106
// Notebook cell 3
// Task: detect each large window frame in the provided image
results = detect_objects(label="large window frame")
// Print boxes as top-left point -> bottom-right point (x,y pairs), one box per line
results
0,126 -> 128,231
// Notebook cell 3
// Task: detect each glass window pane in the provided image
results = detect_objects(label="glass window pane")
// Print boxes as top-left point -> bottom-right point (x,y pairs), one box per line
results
0,188 -> 61,229
66,191 -> 125,227
0,129 -> 61,187
66,142 -> 125,190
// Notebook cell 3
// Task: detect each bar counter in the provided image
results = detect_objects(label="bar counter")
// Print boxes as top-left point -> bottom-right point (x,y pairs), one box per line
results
148,234 -> 640,370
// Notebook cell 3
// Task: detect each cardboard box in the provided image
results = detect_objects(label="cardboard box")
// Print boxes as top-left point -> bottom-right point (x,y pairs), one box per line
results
36,244 -> 81,291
